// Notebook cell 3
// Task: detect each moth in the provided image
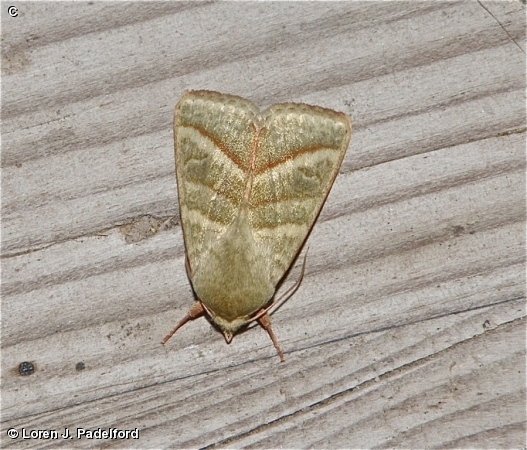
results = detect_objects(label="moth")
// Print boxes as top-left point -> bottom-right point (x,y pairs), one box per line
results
162,90 -> 351,361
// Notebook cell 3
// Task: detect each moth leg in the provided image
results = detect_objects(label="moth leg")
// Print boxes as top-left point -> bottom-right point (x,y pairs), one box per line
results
161,301 -> 204,344
257,313 -> 285,362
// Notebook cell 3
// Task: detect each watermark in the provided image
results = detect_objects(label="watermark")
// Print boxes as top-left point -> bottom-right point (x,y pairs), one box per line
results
7,427 -> 139,440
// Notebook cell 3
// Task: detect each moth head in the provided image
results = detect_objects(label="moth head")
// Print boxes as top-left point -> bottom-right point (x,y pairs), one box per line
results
205,309 -> 249,339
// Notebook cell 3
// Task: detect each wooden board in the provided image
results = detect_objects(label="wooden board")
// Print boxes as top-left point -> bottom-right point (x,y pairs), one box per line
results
2,2 -> 525,448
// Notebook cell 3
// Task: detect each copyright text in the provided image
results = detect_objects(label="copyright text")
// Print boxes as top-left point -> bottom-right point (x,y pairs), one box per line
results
7,427 -> 139,440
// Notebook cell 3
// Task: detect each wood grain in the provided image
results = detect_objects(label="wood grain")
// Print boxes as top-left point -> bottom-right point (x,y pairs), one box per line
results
2,2 -> 525,448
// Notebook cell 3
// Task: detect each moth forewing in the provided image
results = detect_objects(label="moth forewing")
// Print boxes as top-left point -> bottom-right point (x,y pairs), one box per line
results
163,90 -> 351,361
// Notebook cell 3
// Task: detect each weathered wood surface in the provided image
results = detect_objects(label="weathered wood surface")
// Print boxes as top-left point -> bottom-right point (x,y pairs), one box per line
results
2,2 -> 525,448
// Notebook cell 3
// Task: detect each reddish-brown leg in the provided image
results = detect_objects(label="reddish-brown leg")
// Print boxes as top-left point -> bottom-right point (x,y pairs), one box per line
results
161,302 -> 204,344
257,313 -> 285,362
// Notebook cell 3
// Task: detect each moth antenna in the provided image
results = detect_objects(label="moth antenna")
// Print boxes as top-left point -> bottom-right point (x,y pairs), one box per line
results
250,249 -> 309,324
185,254 -> 192,277
161,301 -> 205,344
274,248 -> 308,309
257,313 -> 285,362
